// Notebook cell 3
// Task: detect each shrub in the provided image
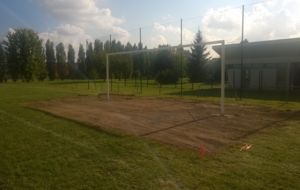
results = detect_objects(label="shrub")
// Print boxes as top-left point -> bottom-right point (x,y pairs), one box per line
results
155,69 -> 179,85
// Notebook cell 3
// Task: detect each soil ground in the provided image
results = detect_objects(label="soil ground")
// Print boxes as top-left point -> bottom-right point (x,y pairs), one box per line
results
23,94 -> 298,154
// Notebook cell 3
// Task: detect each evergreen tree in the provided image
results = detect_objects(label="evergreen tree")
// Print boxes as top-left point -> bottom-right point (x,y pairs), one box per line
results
186,30 -> 210,89
94,39 -> 103,54
104,40 -> 110,52
86,42 -> 95,79
92,51 -> 105,80
45,40 -> 56,81
36,47 -> 47,81
0,44 -> 6,82
67,44 -> 76,79
77,44 -> 86,77
2,28 -> 46,82
56,42 -> 67,80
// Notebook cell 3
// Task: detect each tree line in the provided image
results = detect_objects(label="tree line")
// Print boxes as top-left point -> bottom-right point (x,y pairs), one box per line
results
0,28 -> 211,86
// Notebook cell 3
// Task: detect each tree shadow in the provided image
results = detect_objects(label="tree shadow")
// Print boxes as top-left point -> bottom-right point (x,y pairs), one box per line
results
166,88 -> 300,103
25,107 -> 125,139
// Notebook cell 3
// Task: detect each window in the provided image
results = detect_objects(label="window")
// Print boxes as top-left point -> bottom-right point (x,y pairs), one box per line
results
277,63 -> 287,68
243,69 -> 250,86
277,69 -> 286,88
252,63 -> 263,68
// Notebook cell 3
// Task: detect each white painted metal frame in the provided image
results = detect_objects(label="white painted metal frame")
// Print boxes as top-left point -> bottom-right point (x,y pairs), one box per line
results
106,40 -> 226,114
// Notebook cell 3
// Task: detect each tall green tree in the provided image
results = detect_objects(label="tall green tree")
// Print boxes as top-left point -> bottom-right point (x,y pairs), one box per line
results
77,44 -> 86,77
36,48 -> 47,81
45,40 -> 56,81
132,43 -> 140,84
186,30 -> 210,89
104,40 -> 110,52
153,45 -> 179,84
67,44 -> 76,79
2,28 -> 46,82
86,42 -> 95,79
94,39 -> 103,54
0,44 -> 6,82
56,42 -> 67,80
92,51 -> 105,80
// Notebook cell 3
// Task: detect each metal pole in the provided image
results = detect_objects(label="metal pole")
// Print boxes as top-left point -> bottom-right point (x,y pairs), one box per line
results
86,39 -> 89,89
106,54 -> 109,100
221,41 -> 225,115
181,19 -> 183,97
140,28 -> 142,94
286,62 -> 290,103
88,40 -> 97,89
240,5 -> 244,100
110,34 -> 112,93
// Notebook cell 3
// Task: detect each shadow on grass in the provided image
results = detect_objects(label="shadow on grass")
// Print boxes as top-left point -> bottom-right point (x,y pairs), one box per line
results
47,80 -> 95,85
25,107 -> 125,139
166,88 -> 300,103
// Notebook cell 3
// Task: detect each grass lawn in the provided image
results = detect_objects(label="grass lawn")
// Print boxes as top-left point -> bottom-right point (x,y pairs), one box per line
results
0,79 -> 300,189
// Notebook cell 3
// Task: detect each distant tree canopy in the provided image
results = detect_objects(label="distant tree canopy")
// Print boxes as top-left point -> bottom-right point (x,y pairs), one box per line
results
67,44 -> 76,79
1,27 -> 213,84
153,45 -> 179,84
206,58 -> 222,82
186,30 -> 210,88
2,28 -> 46,82
56,42 -> 67,80
45,39 -> 56,81
0,44 -> 6,82
77,43 -> 86,77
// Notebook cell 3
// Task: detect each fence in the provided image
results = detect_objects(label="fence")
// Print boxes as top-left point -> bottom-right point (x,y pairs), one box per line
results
92,0 -> 300,102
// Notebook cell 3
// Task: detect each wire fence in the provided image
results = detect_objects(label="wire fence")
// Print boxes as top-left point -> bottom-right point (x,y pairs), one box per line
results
95,1 -> 299,51
80,0 -> 300,103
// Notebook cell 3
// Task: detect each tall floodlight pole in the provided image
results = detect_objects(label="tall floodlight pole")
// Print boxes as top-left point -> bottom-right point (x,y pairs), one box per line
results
181,19 -> 183,97
140,28 -> 142,94
86,39 -> 89,89
106,54 -> 109,100
221,41 -> 225,115
240,5 -> 244,100
87,39 -> 97,89
110,34 -> 112,91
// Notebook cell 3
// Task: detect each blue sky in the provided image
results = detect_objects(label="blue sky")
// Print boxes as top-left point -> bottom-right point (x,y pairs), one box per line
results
1,0 -> 299,56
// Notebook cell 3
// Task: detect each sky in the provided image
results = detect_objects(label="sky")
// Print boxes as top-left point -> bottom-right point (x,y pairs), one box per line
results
0,0 -> 299,57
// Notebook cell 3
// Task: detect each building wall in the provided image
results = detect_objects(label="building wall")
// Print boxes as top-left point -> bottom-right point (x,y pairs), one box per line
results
262,69 -> 277,89
228,69 -> 240,89
250,69 -> 259,89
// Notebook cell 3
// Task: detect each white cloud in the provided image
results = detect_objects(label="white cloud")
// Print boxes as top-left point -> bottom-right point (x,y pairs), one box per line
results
56,24 -> 85,36
151,35 -> 167,47
202,6 -> 242,32
201,1 -> 300,43
36,0 -> 123,27
7,28 -> 15,34
1,28 -> 15,41
39,24 -> 92,60
34,0 -> 130,40
154,23 -> 194,44
163,14 -> 172,20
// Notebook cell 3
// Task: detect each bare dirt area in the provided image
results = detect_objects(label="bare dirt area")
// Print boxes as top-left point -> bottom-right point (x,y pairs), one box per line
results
23,95 -> 298,154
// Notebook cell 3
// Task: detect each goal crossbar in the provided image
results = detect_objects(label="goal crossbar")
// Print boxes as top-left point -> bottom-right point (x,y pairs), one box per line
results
106,40 -> 226,114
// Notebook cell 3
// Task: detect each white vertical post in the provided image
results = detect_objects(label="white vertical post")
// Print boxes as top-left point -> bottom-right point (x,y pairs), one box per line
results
221,41 -> 225,115
106,54 -> 109,100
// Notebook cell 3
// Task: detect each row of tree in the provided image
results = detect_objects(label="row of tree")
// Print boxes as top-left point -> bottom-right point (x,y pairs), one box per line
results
0,28 -> 211,86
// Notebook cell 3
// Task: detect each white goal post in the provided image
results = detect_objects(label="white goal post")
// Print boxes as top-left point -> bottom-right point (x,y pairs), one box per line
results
106,40 -> 226,114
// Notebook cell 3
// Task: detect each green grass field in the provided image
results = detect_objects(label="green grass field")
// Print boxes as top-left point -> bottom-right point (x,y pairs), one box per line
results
1,79 -> 300,189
